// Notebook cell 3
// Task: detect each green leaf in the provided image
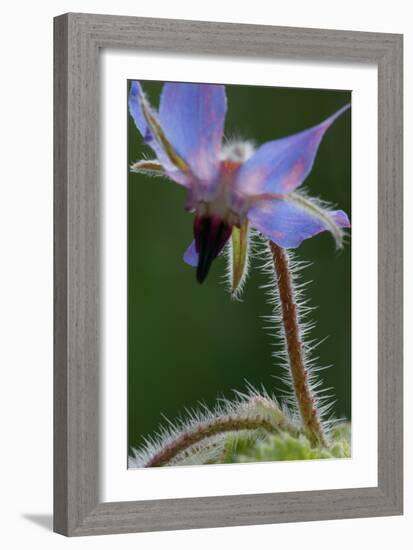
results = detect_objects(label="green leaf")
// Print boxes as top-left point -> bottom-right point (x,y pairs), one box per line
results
230,423 -> 351,463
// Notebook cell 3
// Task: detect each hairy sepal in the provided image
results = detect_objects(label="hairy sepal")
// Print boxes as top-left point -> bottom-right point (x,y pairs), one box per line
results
226,221 -> 251,300
130,159 -> 166,176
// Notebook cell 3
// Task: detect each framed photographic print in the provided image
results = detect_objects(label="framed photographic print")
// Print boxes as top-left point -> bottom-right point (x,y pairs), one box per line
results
54,13 -> 403,536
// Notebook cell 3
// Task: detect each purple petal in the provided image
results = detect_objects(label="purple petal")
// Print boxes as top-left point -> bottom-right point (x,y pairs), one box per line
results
159,83 -> 227,184
183,240 -> 199,267
128,81 -> 169,166
248,198 -> 350,248
128,81 -> 148,136
331,210 -> 351,228
235,104 -> 351,197
128,81 -> 191,187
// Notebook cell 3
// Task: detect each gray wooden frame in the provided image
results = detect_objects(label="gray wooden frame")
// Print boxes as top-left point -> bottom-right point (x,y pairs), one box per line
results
54,12 -> 403,536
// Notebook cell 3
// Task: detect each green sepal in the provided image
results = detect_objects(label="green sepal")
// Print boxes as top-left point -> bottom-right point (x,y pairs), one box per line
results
230,221 -> 250,298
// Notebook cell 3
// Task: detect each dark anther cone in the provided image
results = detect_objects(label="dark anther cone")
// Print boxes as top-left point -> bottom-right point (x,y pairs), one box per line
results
193,215 -> 232,284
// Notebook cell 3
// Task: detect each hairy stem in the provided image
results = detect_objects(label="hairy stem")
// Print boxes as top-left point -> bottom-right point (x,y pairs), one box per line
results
269,242 -> 326,447
144,415 -> 277,467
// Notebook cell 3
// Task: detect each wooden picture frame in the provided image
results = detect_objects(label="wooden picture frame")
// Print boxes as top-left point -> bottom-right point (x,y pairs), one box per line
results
53,13 -> 403,536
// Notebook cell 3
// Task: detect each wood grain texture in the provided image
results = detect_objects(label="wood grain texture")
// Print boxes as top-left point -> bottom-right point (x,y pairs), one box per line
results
54,14 -> 69,536
53,13 -> 403,536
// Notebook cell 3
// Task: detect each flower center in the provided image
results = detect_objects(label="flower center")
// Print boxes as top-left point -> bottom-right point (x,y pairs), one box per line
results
190,157 -> 254,283
194,159 -> 246,222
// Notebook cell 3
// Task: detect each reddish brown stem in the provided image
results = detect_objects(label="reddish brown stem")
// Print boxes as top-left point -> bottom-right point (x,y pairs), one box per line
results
269,242 -> 326,447
145,415 -> 276,467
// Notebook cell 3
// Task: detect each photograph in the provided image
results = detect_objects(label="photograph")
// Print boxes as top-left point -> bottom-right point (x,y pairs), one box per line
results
127,80 -> 352,468
51,12 -> 403,533
1,1 -> 405,543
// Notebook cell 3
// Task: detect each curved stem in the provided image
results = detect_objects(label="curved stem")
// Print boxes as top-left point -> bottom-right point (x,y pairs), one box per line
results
145,415 -> 277,467
269,242 -> 326,447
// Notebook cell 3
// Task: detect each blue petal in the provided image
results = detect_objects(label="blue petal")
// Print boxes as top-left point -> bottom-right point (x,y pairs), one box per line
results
159,83 -> 227,183
248,198 -> 350,248
128,81 -> 191,186
128,81 -> 168,166
183,240 -> 199,266
128,81 -> 147,136
235,104 -> 351,197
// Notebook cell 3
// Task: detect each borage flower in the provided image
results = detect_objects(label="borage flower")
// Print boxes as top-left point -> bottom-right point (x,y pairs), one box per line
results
129,82 -> 350,291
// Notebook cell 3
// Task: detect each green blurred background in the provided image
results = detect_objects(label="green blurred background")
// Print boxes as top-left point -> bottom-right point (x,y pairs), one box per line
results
127,81 -> 351,455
